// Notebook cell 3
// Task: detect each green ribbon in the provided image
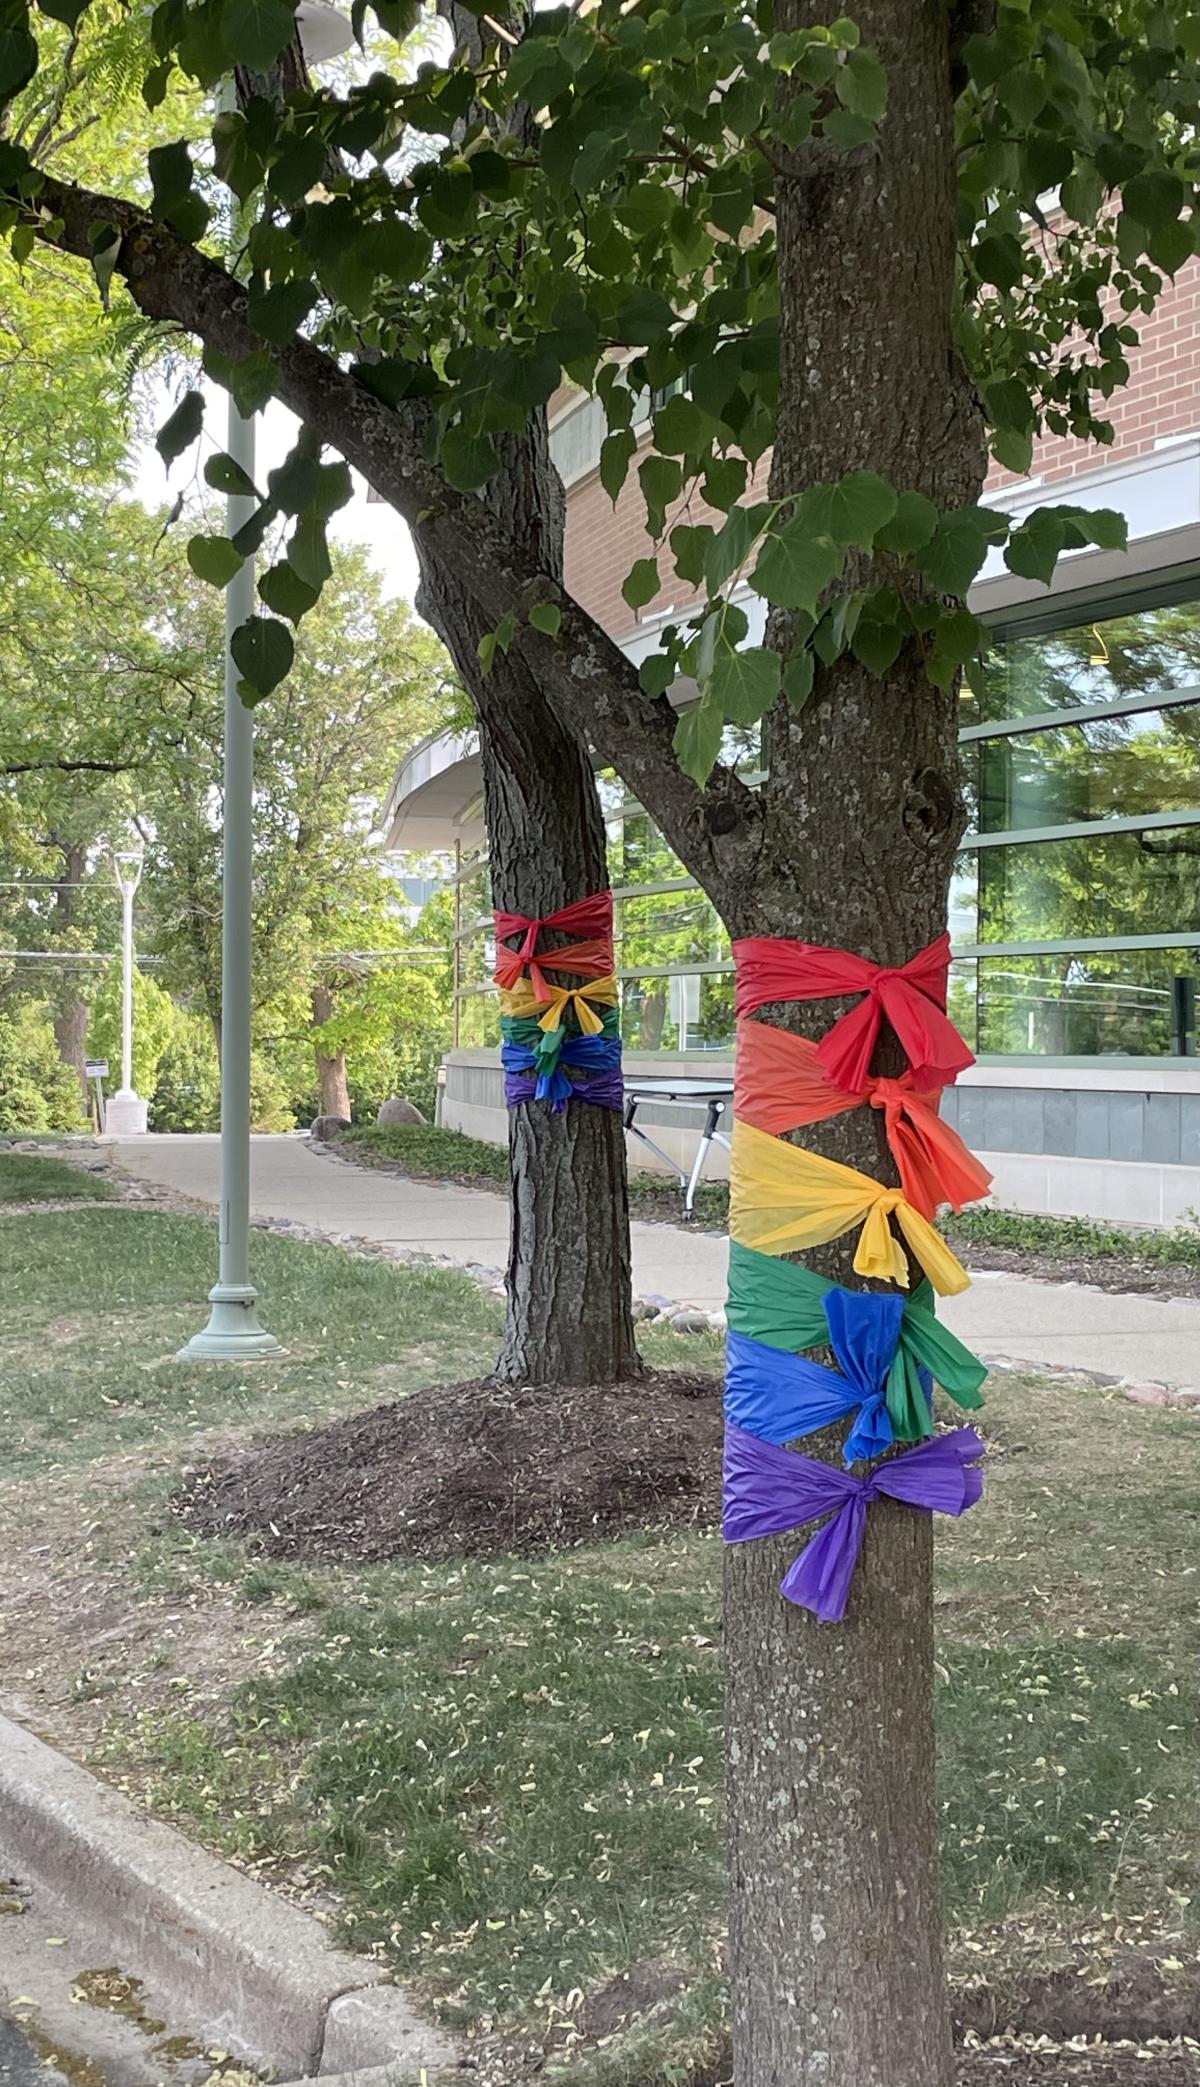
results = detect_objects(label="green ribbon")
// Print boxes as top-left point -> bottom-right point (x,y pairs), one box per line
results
725,1240 -> 986,1442
502,1005 -> 620,1079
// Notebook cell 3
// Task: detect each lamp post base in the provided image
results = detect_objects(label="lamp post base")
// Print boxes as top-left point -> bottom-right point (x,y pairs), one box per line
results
176,1282 -> 284,1362
105,1090 -> 149,1135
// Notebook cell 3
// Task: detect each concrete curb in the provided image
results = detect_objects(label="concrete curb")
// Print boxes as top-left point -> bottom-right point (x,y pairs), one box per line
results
0,1715 -> 456,2080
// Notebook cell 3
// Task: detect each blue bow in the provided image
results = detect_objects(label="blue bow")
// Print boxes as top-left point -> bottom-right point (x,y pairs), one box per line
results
726,1287 -> 913,1466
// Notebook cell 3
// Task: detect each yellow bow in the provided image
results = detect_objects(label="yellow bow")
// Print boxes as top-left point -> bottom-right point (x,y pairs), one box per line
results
499,973 -> 619,1035
729,1119 -> 969,1296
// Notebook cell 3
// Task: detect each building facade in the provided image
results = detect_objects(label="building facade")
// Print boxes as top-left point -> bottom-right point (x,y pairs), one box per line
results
385,260 -> 1200,1226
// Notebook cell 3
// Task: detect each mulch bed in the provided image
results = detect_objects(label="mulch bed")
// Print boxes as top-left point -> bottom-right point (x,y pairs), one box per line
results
946,1239 -> 1200,1302
176,1370 -> 723,1563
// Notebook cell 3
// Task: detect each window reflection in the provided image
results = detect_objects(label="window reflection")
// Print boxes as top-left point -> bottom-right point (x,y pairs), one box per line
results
966,598 -> 1200,724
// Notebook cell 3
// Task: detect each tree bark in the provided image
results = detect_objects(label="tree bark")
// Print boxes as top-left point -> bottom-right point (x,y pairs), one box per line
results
722,8 -> 986,2084
416,424 -> 640,1388
311,983 -> 352,1120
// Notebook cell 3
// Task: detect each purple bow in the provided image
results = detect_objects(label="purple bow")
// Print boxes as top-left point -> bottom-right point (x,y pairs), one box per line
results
722,1423 -> 985,1623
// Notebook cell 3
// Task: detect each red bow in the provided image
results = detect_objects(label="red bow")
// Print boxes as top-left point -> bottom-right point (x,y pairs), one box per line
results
734,1019 -> 990,1218
733,930 -> 972,1093
493,891 -> 615,1003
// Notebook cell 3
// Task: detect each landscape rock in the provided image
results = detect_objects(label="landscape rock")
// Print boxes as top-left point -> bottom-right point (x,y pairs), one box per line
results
309,1115 -> 352,1143
669,1310 -> 710,1333
1123,1383 -> 1171,1406
376,1094 -> 426,1127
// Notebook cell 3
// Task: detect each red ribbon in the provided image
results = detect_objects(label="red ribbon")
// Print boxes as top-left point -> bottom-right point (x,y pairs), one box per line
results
493,891 -> 615,1003
735,1019 -> 990,1219
733,930 -> 973,1093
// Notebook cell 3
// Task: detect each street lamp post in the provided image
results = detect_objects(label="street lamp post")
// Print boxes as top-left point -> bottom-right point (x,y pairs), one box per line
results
106,844 -> 148,1136
178,0 -> 352,1363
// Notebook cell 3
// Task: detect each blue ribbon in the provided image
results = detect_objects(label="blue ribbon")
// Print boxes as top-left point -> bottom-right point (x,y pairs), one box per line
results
500,1032 -> 622,1108
725,1287 -> 921,1466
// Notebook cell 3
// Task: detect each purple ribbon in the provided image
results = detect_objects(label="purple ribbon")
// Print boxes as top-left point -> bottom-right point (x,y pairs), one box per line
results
502,1062 -> 625,1113
722,1423 -> 985,1622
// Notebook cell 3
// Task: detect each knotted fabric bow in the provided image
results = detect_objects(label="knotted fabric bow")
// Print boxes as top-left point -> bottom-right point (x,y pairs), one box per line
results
735,1018 -> 991,1218
730,1119 -> 970,1295
722,1422 -> 985,1621
732,930 -> 973,1094
499,974 -> 620,1035
501,1033 -> 623,1113
493,893 -> 615,1003
725,1282 -> 908,1463
725,1241 -> 987,1441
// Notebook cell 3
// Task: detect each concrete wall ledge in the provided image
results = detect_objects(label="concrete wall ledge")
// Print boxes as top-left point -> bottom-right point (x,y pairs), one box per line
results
0,1714 -> 454,2080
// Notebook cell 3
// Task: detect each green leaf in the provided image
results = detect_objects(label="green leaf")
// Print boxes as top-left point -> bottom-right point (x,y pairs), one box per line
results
231,615 -> 294,700
220,0 -> 296,72
822,106 -> 875,150
477,629 -> 497,675
705,502 -> 770,591
874,489 -> 938,555
673,696 -> 723,786
442,425 -> 499,492
653,393 -> 706,456
529,601 -> 562,637
204,452 -> 259,499
709,644 -> 781,724
1003,509 -> 1066,586
639,454 -> 683,532
155,390 -> 204,468
231,500 -> 278,558
267,447 -> 321,514
973,232 -> 1024,295
827,470 -> 898,547
1123,167 -> 1184,229
187,533 -> 243,587
36,0 -> 89,26
142,57 -> 173,106
1081,508 -> 1127,552
246,276 -> 317,345
782,649 -> 815,710
312,460 -> 353,520
990,425 -> 1034,476
622,557 -> 660,612
1148,214 -> 1194,277
670,524 -> 711,585
916,507 -> 995,596
851,598 -> 905,676
287,511 -> 332,591
835,45 -> 886,121
616,287 -> 675,344
212,110 -> 265,202
0,25 -> 39,99
258,560 -> 318,624
750,521 -> 842,613
599,429 -> 636,503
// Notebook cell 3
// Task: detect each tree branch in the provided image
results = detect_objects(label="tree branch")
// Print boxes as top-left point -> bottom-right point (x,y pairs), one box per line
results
27,172 -> 763,911
0,754 -> 137,775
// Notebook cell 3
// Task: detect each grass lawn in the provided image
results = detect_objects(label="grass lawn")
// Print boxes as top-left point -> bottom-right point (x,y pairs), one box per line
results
0,1150 -> 115,1202
2,1201 -> 1198,2086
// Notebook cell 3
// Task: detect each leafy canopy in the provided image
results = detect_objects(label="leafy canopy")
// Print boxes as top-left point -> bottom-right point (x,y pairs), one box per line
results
2,0 -> 1195,768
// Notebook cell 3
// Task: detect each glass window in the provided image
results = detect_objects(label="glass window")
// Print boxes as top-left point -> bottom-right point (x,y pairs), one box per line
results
617,888 -> 725,970
458,991 -> 500,1049
955,825 -> 1200,944
620,972 -> 733,1053
965,597 -> 1200,725
953,949 -> 1200,1058
963,708 -> 1200,834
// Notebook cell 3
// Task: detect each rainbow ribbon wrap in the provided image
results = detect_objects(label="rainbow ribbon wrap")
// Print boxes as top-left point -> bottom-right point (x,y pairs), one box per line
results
494,894 -> 622,1114
724,932 -> 988,1622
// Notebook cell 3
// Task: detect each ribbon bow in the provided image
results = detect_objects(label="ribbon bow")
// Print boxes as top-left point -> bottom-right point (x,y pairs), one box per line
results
722,1421 -> 985,1621
735,1019 -> 991,1218
493,893 -> 615,1003
730,1119 -> 970,1295
724,1242 -> 987,1442
501,1033 -> 623,1113
725,1283 -> 908,1464
499,974 -> 620,1035
733,931 -> 973,1093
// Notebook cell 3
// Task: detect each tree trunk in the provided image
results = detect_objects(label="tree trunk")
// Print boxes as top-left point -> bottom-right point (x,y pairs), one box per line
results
723,7 -> 987,2084
416,425 -> 640,1389
311,982 -> 352,1120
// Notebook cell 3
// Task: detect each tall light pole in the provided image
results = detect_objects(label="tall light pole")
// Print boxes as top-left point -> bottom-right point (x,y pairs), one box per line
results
178,0 -> 352,1363
106,842 -> 148,1136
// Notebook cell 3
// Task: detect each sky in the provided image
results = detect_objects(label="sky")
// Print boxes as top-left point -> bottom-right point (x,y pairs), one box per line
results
130,376 -> 422,605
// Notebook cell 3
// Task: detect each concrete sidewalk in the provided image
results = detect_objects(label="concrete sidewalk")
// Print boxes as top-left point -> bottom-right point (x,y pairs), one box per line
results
109,1133 -> 1200,1394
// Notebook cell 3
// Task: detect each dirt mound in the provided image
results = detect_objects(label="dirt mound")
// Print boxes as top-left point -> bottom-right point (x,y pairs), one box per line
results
176,1370 -> 722,1564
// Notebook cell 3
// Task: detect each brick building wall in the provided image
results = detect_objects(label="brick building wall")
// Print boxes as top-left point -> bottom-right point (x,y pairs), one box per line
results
556,256 -> 1200,639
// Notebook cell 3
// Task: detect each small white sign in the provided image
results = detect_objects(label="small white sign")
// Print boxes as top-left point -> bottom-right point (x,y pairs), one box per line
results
85,1059 -> 109,1079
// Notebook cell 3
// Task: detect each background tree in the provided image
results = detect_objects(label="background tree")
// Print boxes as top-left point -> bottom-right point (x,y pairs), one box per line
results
6,1 -> 1200,2079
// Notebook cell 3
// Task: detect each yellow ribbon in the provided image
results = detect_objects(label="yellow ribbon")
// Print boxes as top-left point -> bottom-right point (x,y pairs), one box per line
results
729,1119 -> 970,1296
498,973 -> 620,1035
